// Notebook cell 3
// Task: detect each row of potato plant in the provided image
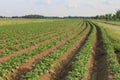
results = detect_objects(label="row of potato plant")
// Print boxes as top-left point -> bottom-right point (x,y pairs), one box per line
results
0,20 -> 82,56
102,26 -> 120,52
65,22 -> 96,80
0,31 -> 63,57
0,21 -> 84,79
0,19 -> 81,49
20,21 -> 89,80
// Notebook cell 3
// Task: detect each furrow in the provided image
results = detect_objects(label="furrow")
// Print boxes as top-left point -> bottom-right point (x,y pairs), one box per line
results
88,24 -> 109,80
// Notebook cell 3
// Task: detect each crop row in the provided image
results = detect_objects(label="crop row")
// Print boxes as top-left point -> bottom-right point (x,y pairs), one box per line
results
0,21 -> 84,79
102,27 -> 120,52
0,30 -> 64,57
0,19 -> 81,48
0,20 -> 83,46
20,21 -> 90,80
65,22 -> 96,80
0,20 -> 83,57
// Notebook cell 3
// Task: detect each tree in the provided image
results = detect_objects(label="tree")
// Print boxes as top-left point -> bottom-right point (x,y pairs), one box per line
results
93,10 -> 120,20
21,15 -> 44,18
112,14 -> 117,20
116,10 -> 120,20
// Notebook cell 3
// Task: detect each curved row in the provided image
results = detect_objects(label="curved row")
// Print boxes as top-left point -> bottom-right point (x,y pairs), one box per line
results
0,20 -> 85,80
20,21 -> 90,80
65,22 -> 96,80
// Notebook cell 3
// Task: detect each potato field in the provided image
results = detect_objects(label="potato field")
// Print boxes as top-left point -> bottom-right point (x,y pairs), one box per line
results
0,19 -> 120,80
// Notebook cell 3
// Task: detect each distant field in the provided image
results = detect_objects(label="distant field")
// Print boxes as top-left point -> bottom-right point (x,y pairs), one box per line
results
96,20 -> 120,26
100,24 -> 120,64
0,19 -> 119,80
94,20 -> 120,31
0,18 -> 58,26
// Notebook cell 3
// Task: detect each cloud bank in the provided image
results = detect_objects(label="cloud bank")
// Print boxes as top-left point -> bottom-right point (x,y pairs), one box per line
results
0,0 -> 120,17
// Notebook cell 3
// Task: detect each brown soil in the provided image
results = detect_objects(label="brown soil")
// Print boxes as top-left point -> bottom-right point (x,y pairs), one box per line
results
87,26 -> 113,80
2,23 -> 85,80
39,23 -> 92,80
0,31 -> 68,64
0,49 -> 4,53
116,53 -> 120,64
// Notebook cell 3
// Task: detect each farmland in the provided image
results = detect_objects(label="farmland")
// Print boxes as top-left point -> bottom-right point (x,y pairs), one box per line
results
0,19 -> 120,80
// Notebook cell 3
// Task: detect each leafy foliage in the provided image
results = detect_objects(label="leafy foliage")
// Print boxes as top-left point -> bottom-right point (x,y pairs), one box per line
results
20,21 -> 90,80
65,22 -> 96,80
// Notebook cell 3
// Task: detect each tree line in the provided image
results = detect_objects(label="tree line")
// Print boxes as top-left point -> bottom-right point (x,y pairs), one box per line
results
0,15 -> 86,19
93,10 -> 120,20
0,10 -> 120,20
0,15 -> 61,19
12,15 -> 62,19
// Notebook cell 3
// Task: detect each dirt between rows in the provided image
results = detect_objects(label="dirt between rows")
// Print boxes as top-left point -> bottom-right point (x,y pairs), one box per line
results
39,23 -> 92,80
2,22 -> 85,80
87,26 -> 113,80
116,52 -> 120,64
0,49 -> 4,53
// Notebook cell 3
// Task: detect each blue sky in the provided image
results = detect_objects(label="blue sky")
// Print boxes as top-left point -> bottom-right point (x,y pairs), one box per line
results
0,0 -> 120,17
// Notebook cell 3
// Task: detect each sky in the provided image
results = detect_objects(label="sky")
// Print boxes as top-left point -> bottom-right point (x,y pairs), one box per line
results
0,0 -> 120,17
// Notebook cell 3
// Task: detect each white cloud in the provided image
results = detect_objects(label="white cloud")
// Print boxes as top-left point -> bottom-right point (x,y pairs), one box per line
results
65,0 -> 81,8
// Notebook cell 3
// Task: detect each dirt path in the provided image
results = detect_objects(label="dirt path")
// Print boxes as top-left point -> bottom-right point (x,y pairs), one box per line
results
88,26 -> 112,80
96,21 -> 120,30
39,23 -> 92,80
3,23 -> 86,80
